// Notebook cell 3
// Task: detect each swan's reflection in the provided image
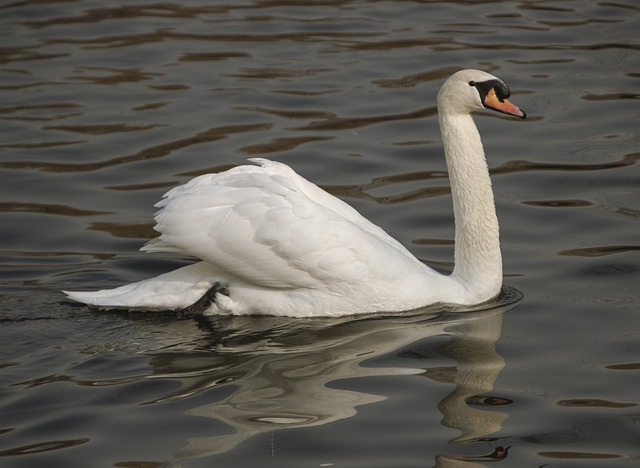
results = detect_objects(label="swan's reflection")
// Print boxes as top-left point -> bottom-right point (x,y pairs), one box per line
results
436,310 -> 507,442
140,291 -> 518,465
433,310 -> 511,467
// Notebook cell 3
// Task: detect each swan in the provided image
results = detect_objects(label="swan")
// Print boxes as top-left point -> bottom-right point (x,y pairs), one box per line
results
64,69 -> 526,317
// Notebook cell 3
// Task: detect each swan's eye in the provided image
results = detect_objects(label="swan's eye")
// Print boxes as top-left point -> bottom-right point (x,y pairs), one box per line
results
468,81 -> 476,87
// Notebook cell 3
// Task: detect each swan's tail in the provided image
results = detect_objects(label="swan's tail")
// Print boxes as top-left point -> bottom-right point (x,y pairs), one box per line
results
64,262 -> 219,311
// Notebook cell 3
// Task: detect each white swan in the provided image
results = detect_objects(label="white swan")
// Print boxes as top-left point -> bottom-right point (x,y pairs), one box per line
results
65,69 -> 525,317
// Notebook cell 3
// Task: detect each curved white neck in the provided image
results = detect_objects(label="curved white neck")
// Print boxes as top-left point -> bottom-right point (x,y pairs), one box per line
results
438,112 -> 502,302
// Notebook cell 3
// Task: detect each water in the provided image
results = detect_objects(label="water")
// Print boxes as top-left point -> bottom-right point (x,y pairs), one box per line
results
1,0 -> 639,466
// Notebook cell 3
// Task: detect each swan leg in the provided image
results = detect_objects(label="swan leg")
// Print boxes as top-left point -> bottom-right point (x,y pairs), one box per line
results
179,284 -> 228,318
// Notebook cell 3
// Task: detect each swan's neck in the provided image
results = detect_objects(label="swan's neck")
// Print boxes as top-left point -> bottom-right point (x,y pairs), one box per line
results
439,112 -> 502,302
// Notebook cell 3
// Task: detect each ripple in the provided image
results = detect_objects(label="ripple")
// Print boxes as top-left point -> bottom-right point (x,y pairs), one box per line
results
582,92 -> 640,100
44,123 -> 165,135
294,107 -> 437,131
0,102 -> 82,121
372,66 -> 461,88
179,51 -> 251,61
582,264 -> 638,275
87,222 -> 156,240
2,0 -> 640,466
239,135 -> 334,154
0,438 -> 90,457
557,398 -> 637,408
538,451 -> 623,460
0,202 -> 111,217
559,245 -> 640,257
20,4 -> 226,29
0,123 -> 273,172
573,295 -> 635,306
493,152 -> 640,175
68,66 -> 161,85
522,199 -> 592,208
226,67 -> 335,80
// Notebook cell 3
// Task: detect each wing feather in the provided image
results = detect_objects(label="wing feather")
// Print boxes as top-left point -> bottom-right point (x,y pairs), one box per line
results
142,159 -> 430,289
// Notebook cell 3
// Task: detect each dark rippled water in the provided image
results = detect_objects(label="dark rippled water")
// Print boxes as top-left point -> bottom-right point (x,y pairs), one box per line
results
1,1 -> 639,467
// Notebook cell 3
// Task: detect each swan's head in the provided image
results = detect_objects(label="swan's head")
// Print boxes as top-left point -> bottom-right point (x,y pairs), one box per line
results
438,69 -> 526,119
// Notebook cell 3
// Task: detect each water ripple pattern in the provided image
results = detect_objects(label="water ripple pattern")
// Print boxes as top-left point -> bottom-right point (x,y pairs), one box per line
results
1,1 -> 638,467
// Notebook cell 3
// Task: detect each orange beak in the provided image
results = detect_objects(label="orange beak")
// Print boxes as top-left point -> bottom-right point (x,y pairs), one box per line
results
483,88 -> 526,119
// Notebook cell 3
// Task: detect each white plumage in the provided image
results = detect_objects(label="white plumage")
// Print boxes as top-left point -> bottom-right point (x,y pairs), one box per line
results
65,69 -> 525,317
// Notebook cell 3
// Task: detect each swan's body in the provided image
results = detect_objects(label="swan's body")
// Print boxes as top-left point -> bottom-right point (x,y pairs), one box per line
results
65,69 -> 525,317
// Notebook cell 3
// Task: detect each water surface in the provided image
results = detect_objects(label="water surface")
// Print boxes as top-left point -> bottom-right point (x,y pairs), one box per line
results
1,1 -> 639,467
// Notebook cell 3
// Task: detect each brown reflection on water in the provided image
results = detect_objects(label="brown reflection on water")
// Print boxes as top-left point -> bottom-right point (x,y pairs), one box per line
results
44,123 -> 165,135
0,202 -> 111,217
537,18 -> 623,28
557,398 -> 637,408
68,66 -> 161,85
226,67 -> 335,80
131,101 -> 170,112
104,181 -> 177,191
582,92 -> 640,101
522,199 -> 592,208
0,103 -> 82,120
606,362 -> 640,370
0,48 -> 68,66
240,135 -> 333,154
559,245 -> 640,257
506,58 -> 575,65
0,140 -> 84,149
147,84 -> 189,91
179,52 -> 251,62
0,438 -> 90,457
88,222 -> 156,240
235,106 -> 334,120
492,151 -> 640,175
